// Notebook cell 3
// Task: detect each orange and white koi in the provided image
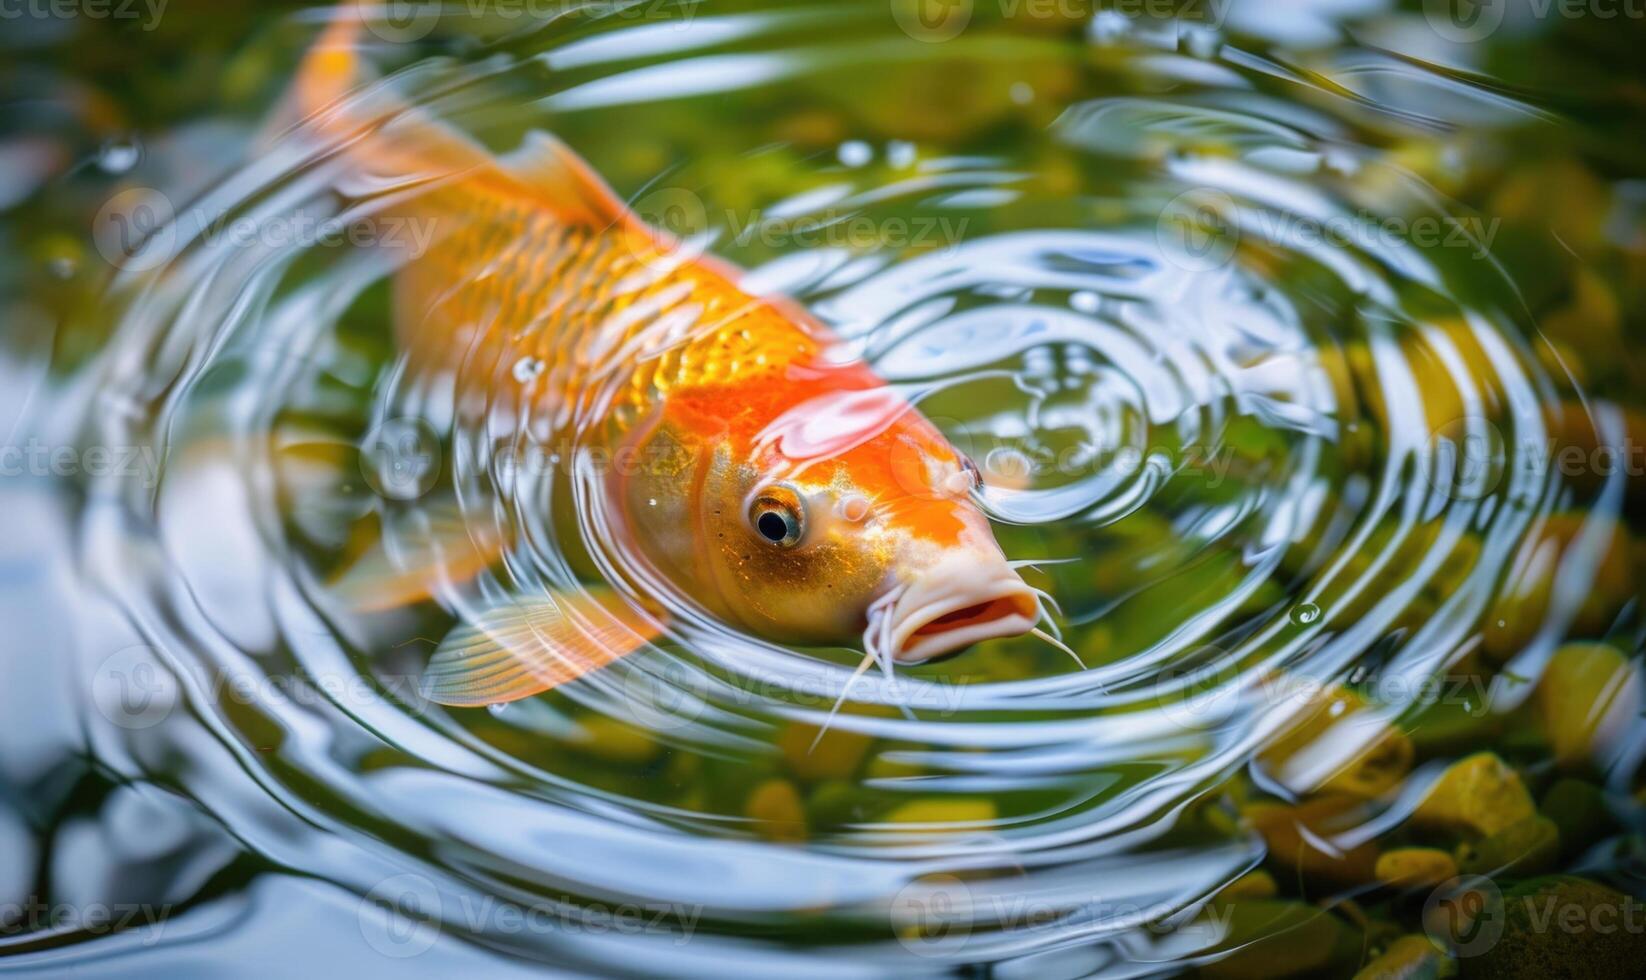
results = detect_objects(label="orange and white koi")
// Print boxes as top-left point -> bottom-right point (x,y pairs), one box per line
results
289,7 -> 1070,707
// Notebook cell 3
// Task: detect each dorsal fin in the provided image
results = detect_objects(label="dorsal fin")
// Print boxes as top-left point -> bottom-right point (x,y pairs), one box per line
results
499,130 -> 631,229
280,2 -> 633,229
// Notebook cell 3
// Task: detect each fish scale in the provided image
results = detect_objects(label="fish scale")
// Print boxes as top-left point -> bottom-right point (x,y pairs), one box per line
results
295,5 -> 1041,702
397,175 -> 822,438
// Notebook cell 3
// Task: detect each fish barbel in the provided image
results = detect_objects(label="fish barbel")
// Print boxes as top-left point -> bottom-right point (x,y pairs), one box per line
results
292,8 -> 1057,706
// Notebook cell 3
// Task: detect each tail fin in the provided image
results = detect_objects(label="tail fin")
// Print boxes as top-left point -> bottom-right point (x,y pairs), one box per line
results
272,2 -> 631,229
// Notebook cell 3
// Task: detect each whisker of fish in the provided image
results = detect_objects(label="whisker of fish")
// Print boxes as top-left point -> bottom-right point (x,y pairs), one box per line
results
1031,627 -> 1086,670
1027,585 -> 1065,621
811,648 -> 880,753
810,585 -> 913,749
1006,557 -> 1079,569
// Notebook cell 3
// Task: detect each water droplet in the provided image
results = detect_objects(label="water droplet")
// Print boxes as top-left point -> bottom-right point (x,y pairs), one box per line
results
487,703 -> 507,716
512,356 -> 544,383
1090,11 -> 1131,45
1320,148 -> 1359,177
98,137 -> 141,175
886,140 -> 917,169
1009,82 -> 1034,105
1069,290 -> 1101,314
837,141 -> 872,168
647,498 -> 657,507
1182,26 -> 1222,60
1291,603 -> 1321,625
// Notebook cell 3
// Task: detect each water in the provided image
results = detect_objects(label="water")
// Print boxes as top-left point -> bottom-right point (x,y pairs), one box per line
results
3,1 -> 1645,976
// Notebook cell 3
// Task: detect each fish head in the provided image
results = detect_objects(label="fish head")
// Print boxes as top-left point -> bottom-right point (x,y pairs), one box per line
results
636,371 -> 1041,663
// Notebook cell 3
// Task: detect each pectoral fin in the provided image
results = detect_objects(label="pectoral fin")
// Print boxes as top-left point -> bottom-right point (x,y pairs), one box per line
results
330,508 -> 505,613
421,588 -> 662,707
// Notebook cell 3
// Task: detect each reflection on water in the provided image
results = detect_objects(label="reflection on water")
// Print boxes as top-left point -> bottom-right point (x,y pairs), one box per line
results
3,0 -> 1646,975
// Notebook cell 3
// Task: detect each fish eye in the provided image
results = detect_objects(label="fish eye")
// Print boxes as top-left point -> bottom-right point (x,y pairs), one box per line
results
750,488 -> 805,548
960,454 -> 983,489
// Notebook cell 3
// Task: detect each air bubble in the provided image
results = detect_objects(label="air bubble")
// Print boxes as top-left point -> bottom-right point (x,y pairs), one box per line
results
513,356 -> 545,383
837,141 -> 872,167
98,137 -> 141,175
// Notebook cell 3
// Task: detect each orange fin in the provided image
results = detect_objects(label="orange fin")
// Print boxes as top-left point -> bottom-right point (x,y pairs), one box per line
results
498,130 -> 631,229
420,588 -> 662,706
330,508 -> 505,614
280,6 -> 632,230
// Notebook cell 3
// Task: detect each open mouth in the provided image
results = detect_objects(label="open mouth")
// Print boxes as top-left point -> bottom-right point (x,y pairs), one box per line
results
890,584 -> 1040,663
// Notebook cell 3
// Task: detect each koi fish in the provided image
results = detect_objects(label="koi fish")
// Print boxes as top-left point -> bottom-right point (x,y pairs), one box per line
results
289,8 -> 1069,708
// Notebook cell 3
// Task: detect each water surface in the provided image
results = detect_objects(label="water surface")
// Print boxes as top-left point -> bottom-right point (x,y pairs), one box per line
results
3,1 -> 1646,976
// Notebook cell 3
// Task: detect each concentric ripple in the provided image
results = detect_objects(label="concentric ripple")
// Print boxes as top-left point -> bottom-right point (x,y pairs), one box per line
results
11,2 -> 1641,974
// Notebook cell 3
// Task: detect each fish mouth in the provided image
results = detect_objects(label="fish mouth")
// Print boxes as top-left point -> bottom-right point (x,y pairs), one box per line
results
885,564 -> 1040,664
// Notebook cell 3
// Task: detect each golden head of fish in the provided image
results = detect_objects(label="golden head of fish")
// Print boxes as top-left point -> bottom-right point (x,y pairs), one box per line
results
616,350 -> 1042,664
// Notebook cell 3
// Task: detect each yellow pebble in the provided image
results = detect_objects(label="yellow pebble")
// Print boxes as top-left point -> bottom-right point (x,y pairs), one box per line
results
778,722 -> 874,782
1351,934 -> 1452,980
1412,753 -> 1534,837
746,779 -> 807,843
885,798 -> 997,827
1375,848 -> 1458,888
1536,643 -> 1641,767
570,715 -> 661,764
